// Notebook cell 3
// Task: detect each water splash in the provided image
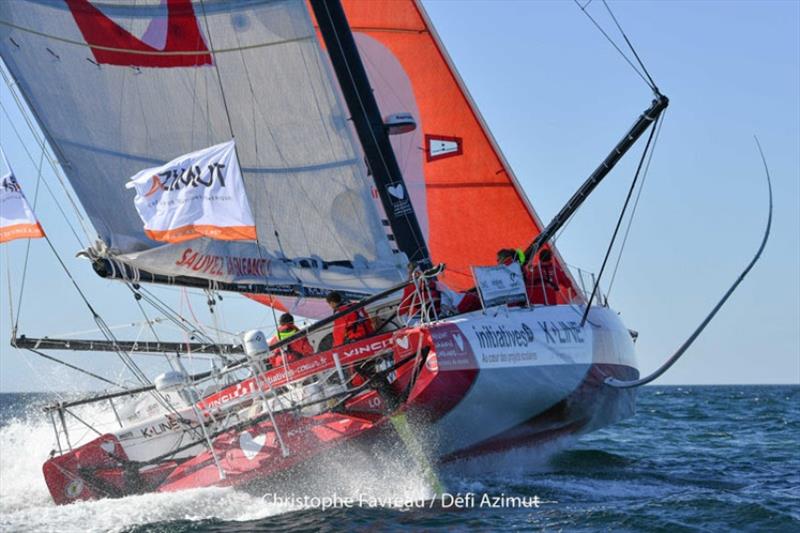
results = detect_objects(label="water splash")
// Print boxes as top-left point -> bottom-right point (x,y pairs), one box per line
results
0,398 -> 434,532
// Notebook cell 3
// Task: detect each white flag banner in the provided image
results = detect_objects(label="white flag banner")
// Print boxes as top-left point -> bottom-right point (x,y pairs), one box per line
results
473,263 -> 528,308
0,153 -> 45,244
126,140 -> 256,243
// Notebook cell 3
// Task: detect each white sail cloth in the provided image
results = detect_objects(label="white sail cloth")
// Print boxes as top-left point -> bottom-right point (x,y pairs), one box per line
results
0,0 -> 405,293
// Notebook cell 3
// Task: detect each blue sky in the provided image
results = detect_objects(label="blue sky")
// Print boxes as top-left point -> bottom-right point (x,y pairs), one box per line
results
0,0 -> 798,391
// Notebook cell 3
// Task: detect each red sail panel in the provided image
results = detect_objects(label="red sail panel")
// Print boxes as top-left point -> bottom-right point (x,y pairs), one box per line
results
340,0 -> 576,299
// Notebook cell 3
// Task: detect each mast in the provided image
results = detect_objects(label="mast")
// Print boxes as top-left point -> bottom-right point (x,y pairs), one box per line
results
524,94 -> 669,262
309,0 -> 432,269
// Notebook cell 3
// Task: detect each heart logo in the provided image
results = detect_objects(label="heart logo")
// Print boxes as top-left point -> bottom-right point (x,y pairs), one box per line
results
387,184 -> 405,200
239,431 -> 267,460
453,334 -> 465,352
396,335 -> 409,350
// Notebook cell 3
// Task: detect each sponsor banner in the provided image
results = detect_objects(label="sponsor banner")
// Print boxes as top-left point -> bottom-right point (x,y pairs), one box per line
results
117,239 -> 403,297
473,263 -> 527,308
429,323 -> 477,371
198,333 -> 395,412
118,241 -> 279,285
0,163 -> 45,244
126,140 -> 256,243
428,308 -> 593,370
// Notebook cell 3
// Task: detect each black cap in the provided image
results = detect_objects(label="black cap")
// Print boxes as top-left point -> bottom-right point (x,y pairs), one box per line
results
326,291 -> 343,305
279,313 -> 294,325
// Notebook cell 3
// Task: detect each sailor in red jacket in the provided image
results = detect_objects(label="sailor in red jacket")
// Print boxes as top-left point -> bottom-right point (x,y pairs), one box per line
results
527,248 -> 568,305
267,313 -> 314,368
326,291 -> 374,347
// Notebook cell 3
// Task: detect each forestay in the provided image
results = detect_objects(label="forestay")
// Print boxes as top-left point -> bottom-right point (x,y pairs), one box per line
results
0,0 -> 404,295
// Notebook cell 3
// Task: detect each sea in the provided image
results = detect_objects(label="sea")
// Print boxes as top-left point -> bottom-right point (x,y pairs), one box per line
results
0,385 -> 797,532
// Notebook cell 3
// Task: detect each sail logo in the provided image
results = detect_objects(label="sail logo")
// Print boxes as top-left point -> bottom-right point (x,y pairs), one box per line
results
126,140 -> 256,243
66,0 -> 212,68
144,163 -> 228,197
425,134 -> 463,162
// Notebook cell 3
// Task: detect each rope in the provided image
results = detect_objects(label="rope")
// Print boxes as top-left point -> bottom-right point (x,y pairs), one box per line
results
606,109 -> 667,298
39,231 -> 154,387
13,149 -> 44,332
573,0 -> 658,93
580,113 -> 661,326
0,100 -> 86,247
24,347 -> 123,388
601,0 -> 659,93
137,286 -> 217,345
0,67 -> 94,243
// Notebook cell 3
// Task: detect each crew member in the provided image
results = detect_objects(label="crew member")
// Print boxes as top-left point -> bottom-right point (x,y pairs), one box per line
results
527,248 -> 568,305
326,291 -> 374,347
267,312 -> 314,367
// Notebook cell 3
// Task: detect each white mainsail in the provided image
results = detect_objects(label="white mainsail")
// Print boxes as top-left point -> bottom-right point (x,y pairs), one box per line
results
0,0 -> 404,295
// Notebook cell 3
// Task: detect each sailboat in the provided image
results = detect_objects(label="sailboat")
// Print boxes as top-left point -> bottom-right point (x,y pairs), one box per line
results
1,0 -> 765,506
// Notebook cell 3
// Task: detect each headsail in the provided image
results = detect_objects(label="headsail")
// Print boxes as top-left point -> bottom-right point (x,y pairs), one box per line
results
0,0 -> 405,297
339,0 -> 578,299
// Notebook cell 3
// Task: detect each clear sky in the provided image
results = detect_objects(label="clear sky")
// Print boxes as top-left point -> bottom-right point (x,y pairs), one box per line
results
0,0 -> 798,392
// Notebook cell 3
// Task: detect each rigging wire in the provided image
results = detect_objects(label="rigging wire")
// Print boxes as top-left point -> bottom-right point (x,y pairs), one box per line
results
606,137 -> 773,388
36,230 -> 152,387
13,149 -> 44,332
46,318 -> 165,339
605,108 -> 667,299
572,0 -> 658,93
580,113 -> 661,326
136,286 -> 217,345
0,100 -> 85,247
0,67 -> 94,243
24,347 -> 124,389
601,0 -> 659,94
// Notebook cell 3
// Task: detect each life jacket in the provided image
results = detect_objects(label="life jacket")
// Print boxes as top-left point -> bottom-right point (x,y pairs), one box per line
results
268,324 -> 313,367
333,304 -> 374,346
526,260 -> 565,305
